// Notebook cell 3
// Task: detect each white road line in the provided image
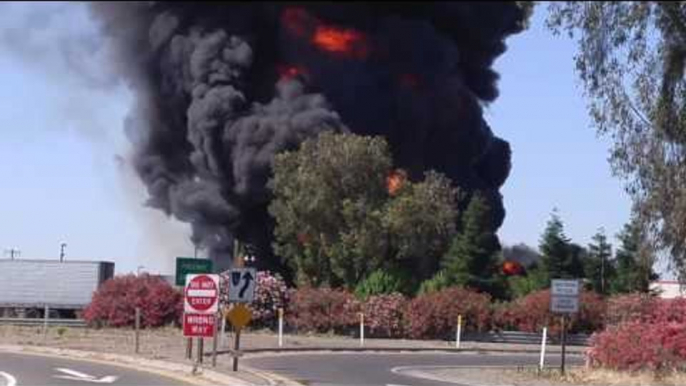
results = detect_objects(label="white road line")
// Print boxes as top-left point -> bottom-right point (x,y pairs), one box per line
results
0,371 -> 17,386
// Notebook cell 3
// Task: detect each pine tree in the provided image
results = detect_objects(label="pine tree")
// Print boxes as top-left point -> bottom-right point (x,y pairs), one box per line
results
610,218 -> 658,294
585,228 -> 614,295
538,210 -> 574,284
442,192 -> 504,297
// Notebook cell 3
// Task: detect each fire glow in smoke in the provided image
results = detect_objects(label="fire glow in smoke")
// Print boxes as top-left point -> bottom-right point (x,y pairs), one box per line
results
387,169 -> 407,196
312,25 -> 369,59
88,3 -> 528,274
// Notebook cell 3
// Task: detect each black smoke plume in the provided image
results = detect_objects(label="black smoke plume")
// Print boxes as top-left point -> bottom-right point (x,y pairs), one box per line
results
89,2 -> 527,274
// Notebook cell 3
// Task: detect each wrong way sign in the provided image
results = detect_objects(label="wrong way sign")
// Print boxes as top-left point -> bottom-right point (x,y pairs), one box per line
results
184,274 -> 220,314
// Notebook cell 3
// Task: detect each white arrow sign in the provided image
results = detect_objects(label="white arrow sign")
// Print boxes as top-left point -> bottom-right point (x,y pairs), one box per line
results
54,368 -> 118,384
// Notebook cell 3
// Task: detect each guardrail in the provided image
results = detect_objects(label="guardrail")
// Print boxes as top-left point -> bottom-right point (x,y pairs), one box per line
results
464,330 -> 590,346
0,318 -> 87,327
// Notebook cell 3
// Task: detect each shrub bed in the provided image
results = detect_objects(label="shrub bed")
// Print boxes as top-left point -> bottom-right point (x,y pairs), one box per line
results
492,289 -> 606,335
362,293 -> 407,338
84,274 -> 182,328
286,287 -> 360,334
404,287 -> 491,339
588,321 -> 686,372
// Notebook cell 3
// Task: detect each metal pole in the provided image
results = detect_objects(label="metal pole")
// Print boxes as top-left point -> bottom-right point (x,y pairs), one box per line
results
560,315 -> 567,375
197,337 -> 204,365
539,326 -> 548,371
456,314 -> 462,349
186,337 -> 193,360
232,328 -> 241,372
220,312 -> 227,348
359,313 -> 364,347
135,307 -> 141,354
212,313 -> 219,367
278,308 -> 284,348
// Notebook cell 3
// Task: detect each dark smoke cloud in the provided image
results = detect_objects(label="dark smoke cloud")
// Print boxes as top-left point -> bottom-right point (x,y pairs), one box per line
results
88,1 -> 526,272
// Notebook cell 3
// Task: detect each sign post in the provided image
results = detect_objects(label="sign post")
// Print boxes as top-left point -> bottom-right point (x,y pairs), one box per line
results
183,274 -> 220,367
550,279 -> 580,375
226,303 -> 252,372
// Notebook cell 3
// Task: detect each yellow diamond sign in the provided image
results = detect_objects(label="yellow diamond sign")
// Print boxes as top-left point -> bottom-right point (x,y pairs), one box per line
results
227,303 -> 252,329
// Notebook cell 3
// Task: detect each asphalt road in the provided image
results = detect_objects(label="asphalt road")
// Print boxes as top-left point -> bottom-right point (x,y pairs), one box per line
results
245,351 -> 585,386
0,352 -> 190,386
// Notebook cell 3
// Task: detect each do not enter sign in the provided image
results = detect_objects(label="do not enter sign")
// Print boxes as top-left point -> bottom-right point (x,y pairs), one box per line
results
184,274 -> 219,314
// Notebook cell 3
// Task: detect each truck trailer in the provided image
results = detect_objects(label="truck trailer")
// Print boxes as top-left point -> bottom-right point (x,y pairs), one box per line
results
0,259 -> 114,317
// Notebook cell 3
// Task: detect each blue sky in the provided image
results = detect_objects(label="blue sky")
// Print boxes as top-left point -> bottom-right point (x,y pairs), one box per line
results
0,3 -> 655,277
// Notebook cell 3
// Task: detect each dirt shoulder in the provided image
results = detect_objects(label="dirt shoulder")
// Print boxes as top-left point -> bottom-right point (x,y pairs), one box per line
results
402,367 -> 686,386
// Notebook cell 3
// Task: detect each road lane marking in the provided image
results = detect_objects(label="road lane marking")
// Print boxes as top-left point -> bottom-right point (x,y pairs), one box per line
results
54,368 -> 118,384
0,372 -> 16,386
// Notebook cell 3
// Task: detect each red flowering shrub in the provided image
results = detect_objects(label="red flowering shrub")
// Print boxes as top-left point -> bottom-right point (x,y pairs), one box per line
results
286,287 -> 360,334
493,289 -> 606,335
362,293 -> 407,338
588,321 -> 686,372
219,270 -> 290,328
404,287 -> 491,339
650,297 -> 686,324
84,274 -> 182,328
605,293 -> 658,326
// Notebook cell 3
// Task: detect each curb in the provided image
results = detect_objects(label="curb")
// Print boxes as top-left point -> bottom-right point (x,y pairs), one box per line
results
0,344 -> 258,385
214,346 -> 586,357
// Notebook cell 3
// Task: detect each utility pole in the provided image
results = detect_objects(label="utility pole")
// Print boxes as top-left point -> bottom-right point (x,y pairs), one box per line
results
59,243 -> 67,262
4,248 -> 20,260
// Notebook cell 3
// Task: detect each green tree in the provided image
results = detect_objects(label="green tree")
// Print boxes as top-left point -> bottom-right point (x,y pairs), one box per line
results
441,192 -> 505,297
537,210 -> 591,285
547,2 -> 686,281
610,217 -> 659,294
269,132 -> 392,288
269,132 -> 460,289
384,171 -> 460,281
585,228 -> 615,295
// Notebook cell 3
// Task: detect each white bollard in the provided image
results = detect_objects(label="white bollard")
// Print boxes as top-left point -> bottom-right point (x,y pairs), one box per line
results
359,313 -> 364,347
539,326 -> 548,371
456,314 -> 463,349
278,308 -> 284,348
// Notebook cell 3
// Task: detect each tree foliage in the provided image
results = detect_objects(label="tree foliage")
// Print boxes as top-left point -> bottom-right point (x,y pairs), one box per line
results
442,192 -> 505,298
585,228 -> 615,295
610,216 -> 659,294
547,2 -> 686,280
269,132 -> 459,289
384,171 -> 460,280
538,210 -> 582,284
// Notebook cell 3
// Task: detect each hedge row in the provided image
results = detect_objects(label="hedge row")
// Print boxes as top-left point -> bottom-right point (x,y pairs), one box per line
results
87,272 -> 680,342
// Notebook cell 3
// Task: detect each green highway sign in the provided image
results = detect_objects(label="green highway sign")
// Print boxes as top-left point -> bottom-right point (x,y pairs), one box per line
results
175,257 -> 213,286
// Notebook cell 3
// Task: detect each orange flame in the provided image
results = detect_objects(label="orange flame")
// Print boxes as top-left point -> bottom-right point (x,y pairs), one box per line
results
312,26 -> 369,59
281,8 -> 370,60
277,64 -> 308,81
387,169 -> 407,196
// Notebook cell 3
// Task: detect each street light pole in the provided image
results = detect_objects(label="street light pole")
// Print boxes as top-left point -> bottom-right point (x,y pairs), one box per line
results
60,243 -> 67,262
4,248 -> 20,260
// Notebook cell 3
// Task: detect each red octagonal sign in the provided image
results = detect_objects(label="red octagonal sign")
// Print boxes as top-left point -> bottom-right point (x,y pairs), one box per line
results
184,274 -> 219,313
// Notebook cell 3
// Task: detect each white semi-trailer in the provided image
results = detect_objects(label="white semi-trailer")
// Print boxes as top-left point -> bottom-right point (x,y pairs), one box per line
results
0,259 -> 114,316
